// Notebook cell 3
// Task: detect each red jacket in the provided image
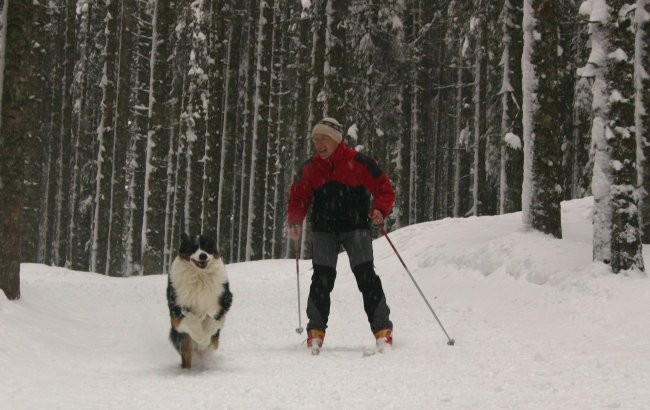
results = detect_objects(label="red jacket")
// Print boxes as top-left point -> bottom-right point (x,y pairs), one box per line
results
287,143 -> 395,233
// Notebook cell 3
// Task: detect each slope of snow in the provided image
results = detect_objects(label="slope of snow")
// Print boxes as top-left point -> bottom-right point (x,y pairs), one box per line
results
2,197 -> 650,409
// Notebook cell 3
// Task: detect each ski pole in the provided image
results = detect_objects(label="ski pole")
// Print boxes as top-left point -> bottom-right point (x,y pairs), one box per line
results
380,226 -> 455,346
294,239 -> 304,334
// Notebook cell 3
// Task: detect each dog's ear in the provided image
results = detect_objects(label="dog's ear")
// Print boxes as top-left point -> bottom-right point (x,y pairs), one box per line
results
180,232 -> 190,243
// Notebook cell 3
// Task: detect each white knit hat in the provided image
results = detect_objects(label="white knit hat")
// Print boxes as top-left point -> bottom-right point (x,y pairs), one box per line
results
312,117 -> 343,144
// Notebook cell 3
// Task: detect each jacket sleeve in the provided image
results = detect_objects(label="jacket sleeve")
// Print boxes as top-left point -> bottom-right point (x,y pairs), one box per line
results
369,171 -> 395,218
355,153 -> 395,218
287,161 -> 314,226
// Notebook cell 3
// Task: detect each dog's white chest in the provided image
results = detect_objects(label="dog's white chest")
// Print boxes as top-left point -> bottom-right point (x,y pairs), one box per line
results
170,258 -> 226,317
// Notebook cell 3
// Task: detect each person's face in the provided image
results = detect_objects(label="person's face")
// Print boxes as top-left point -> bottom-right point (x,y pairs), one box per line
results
312,134 -> 339,159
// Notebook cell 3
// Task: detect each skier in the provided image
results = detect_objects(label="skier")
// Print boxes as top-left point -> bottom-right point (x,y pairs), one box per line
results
287,117 -> 396,354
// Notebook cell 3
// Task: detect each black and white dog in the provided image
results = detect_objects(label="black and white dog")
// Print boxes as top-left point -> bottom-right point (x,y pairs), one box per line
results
167,233 -> 232,369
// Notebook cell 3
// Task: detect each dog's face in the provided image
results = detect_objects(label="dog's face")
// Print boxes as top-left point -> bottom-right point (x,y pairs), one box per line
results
179,233 -> 219,269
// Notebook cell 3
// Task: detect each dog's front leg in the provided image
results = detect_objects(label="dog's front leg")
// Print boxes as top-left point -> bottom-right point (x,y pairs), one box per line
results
202,316 -> 223,337
197,317 -> 221,350
180,334 -> 192,369
176,311 -> 204,344
196,325 -> 213,350
210,333 -> 220,350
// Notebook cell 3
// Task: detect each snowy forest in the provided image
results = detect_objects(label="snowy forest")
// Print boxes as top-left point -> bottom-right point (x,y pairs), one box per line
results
0,0 -> 649,297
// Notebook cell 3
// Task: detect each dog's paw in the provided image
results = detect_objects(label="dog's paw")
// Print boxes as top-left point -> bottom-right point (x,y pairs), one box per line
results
202,317 -> 222,336
197,335 -> 212,350
177,314 -> 203,338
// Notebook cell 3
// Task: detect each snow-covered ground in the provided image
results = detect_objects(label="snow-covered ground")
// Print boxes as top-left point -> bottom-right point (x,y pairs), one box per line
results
2,197 -> 650,409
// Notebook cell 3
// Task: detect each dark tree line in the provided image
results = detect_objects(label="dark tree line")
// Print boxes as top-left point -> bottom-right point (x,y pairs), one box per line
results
1,0 -> 649,299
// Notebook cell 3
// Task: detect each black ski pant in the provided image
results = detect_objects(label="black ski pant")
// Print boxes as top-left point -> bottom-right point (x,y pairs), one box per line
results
306,229 -> 392,334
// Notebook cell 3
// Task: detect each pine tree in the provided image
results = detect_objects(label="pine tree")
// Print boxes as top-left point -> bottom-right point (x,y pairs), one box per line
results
68,0 -> 95,271
605,0 -> 643,272
245,0 -> 272,260
322,0 -> 349,121
201,0 -> 225,241
557,1 -> 586,200
283,1 -> 312,258
448,0 -> 473,218
521,0 -> 563,238
90,0 -> 119,274
38,3 -> 65,266
498,0 -> 524,214
482,0 -> 506,217
471,0 -> 488,217
22,0 -> 49,264
142,0 -> 174,275
0,0 -> 35,300
261,0 -> 285,259
569,8 -> 593,200
123,0 -> 154,275
636,0 -> 650,242
216,9 -> 239,261
106,0 -> 136,276
234,0 -> 256,262
51,0 -> 76,267
579,0 -> 643,271
407,0 -> 421,225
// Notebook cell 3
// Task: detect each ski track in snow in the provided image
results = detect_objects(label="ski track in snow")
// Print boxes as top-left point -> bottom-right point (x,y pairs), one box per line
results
2,198 -> 650,409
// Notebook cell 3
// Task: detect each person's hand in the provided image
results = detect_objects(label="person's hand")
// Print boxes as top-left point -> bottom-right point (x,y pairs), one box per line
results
288,224 -> 302,241
369,209 -> 384,225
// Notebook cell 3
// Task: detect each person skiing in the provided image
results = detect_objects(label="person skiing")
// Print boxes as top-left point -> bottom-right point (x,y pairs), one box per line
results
287,117 -> 395,354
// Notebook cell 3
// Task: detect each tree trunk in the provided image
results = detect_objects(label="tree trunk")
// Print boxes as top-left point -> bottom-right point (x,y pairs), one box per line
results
323,0 -> 349,121
471,12 -> 487,217
0,0 -> 35,300
106,0 -> 136,276
90,0 -> 119,274
262,0 -> 281,259
606,0 -> 643,272
142,0 -> 174,275
235,2 -> 255,262
636,0 -> 650,244
522,0 -> 562,238
245,0 -> 271,261
39,4 -> 65,266
123,0 -> 153,275
217,21 -> 236,259
68,1 -> 94,270
52,0 -> 76,267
